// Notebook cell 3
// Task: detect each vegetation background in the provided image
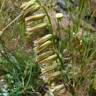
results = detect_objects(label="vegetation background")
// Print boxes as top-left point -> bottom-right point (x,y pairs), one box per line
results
0,0 -> 96,96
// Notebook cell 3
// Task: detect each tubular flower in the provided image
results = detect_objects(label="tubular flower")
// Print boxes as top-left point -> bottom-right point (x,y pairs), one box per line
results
34,34 -> 53,46
26,23 -> 47,33
39,54 -> 57,64
36,51 -> 53,62
25,13 -> 46,21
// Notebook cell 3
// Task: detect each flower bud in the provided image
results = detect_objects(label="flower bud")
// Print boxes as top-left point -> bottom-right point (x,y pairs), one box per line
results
34,34 -> 52,45
35,41 -> 52,54
20,0 -> 36,10
51,84 -> 64,93
36,51 -> 53,62
47,71 -> 61,81
42,63 -> 58,75
56,13 -> 63,20
26,23 -> 47,32
25,13 -> 45,22
0,31 -> 3,36
39,54 -> 57,64
23,3 -> 40,17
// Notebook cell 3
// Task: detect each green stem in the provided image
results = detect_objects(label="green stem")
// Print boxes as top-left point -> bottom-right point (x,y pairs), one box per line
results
37,0 -> 53,34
